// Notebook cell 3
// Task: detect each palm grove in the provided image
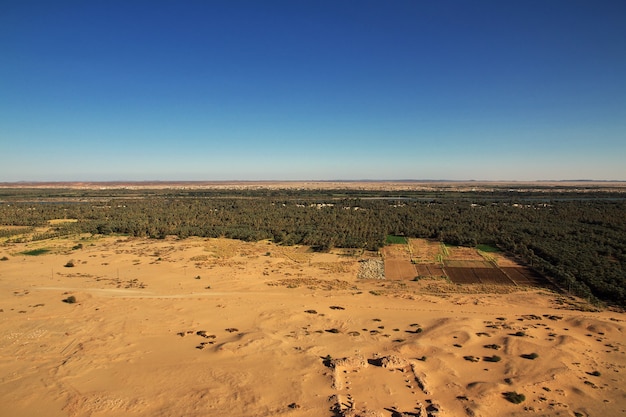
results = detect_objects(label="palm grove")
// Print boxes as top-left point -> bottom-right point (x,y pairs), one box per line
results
1,187 -> 625,307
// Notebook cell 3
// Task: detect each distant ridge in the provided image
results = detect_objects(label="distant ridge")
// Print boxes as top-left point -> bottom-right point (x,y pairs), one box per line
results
1,180 -> 625,191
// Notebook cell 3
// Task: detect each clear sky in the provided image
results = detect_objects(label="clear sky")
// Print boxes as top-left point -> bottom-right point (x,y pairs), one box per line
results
1,1 -> 625,181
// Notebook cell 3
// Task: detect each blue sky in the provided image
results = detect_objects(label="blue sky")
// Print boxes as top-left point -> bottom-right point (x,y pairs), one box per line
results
1,1 -> 625,181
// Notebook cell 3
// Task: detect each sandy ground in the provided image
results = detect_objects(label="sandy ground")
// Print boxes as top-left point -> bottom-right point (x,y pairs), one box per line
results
1,236 -> 624,417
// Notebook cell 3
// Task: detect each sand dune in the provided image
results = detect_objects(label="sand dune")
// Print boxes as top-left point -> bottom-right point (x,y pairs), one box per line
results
1,236 -> 624,416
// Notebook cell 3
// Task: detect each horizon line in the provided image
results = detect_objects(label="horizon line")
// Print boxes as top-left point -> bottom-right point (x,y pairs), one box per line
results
2,179 -> 626,185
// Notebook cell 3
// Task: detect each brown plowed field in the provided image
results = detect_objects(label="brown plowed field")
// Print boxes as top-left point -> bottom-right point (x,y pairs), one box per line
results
384,259 -> 417,280
501,267 -> 546,286
415,264 -> 446,277
473,268 -> 515,284
444,267 -> 479,284
446,267 -> 515,285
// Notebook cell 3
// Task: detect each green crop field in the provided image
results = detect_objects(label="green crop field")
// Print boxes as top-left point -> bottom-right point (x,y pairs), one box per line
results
385,235 -> 407,244
477,244 -> 500,253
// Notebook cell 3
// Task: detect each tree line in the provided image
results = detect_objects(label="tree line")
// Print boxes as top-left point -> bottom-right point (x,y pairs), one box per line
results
1,189 -> 625,307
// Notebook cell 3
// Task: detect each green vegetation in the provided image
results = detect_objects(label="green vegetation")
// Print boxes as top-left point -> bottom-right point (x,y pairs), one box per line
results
21,248 -> 50,256
385,235 -> 407,244
477,244 -> 499,253
2,186 -> 626,306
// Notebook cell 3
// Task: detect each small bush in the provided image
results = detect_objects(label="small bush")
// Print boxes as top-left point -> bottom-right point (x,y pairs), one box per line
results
484,344 -> 501,350
503,391 -> 525,404
0,256 -> 8,261
484,355 -> 502,362
512,331 -> 526,337
521,352 -> 539,360
322,354 -> 333,367
63,295 -> 77,304
588,370 -> 601,376
64,260 -> 75,268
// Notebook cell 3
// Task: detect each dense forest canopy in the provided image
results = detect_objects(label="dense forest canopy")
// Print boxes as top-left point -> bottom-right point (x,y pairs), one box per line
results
1,186 -> 625,307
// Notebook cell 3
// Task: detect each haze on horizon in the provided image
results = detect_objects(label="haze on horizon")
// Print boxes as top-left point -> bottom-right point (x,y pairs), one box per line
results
1,1 -> 625,182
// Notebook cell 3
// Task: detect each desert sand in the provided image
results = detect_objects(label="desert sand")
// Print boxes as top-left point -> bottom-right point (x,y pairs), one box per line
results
1,235 -> 624,417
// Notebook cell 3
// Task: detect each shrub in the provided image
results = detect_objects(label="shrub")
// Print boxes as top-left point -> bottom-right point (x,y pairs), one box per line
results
63,295 -> 77,304
503,391 -> 525,404
0,256 -> 8,261
521,352 -> 539,360
484,355 -> 502,362
64,260 -> 75,268
484,344 -> 501,350
322,354 -> 333,367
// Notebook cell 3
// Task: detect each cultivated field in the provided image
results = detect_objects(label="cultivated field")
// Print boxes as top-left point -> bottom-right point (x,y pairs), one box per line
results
384,239 -> 546,287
